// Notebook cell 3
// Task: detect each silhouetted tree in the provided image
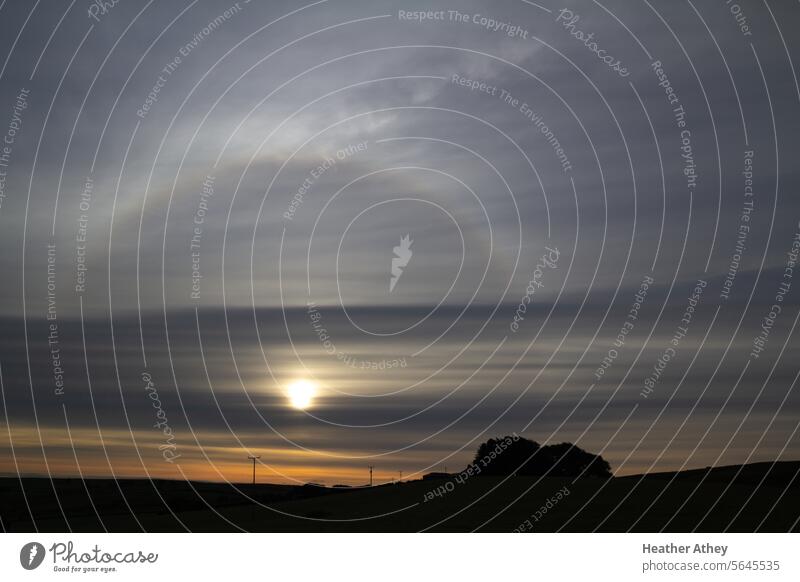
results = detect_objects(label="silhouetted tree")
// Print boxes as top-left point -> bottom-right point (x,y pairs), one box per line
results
538,442 -> 612,478
472,436 -> 612,478
473,437 -> 540,476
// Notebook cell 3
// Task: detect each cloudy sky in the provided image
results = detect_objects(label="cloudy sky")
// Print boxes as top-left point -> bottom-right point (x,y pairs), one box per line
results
1,0 -> 799,486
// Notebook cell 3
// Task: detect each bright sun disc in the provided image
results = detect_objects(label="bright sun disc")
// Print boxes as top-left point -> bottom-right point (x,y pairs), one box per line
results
286,380 -> 316,409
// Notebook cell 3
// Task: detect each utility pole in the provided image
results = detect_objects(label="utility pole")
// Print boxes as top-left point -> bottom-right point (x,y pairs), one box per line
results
399,470 -> 403,482
248,455 -> 260,485
368,465 -> 374,486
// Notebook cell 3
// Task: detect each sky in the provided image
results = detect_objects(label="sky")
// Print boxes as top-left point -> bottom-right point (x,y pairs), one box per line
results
0,0 -> 799,485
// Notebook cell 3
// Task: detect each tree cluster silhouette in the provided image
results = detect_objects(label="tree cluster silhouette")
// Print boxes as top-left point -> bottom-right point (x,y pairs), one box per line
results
472,436 -> 612,478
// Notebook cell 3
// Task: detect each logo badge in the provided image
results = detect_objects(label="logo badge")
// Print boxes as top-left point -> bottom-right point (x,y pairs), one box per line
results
390,234 -> 413,293
20,542 -> 46,570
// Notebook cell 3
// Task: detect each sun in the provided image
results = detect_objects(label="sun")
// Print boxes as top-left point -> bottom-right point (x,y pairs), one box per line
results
286,379 -> 316,409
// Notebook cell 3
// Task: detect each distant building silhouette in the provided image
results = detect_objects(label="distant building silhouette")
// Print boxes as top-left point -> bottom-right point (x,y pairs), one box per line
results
422,471 -> 452,480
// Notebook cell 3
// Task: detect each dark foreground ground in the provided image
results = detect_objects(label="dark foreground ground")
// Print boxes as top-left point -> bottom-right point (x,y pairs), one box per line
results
2,462 -> 798,532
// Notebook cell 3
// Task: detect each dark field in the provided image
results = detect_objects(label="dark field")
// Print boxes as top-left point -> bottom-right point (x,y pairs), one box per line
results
2,462 -> 798,532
